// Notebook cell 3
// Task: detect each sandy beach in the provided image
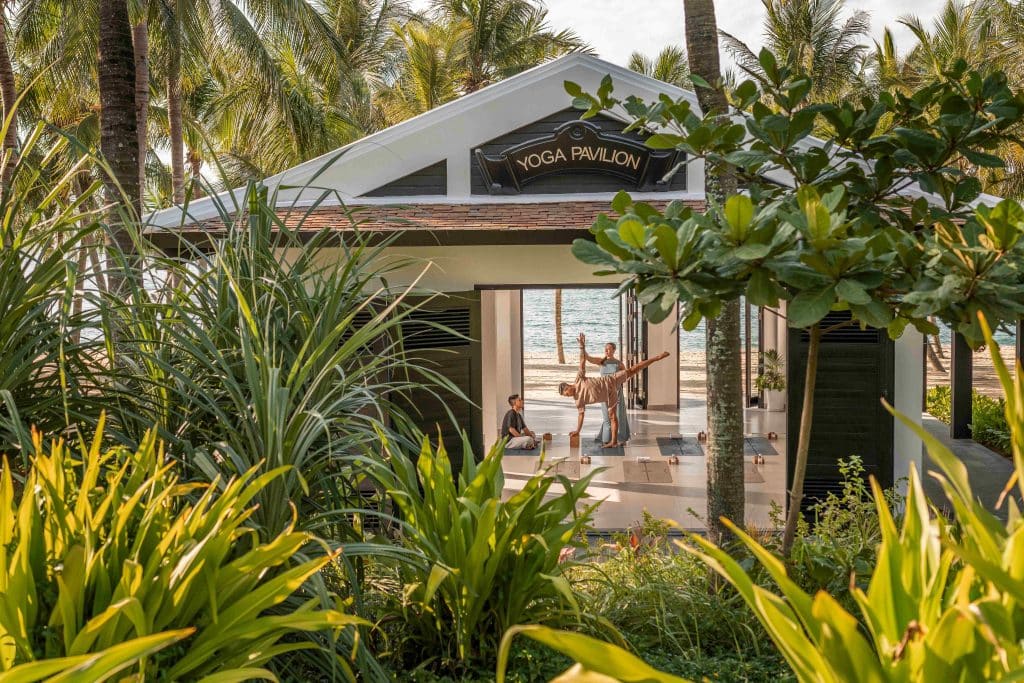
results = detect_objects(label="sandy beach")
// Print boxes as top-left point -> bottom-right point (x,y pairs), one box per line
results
524,343 -> 1019,402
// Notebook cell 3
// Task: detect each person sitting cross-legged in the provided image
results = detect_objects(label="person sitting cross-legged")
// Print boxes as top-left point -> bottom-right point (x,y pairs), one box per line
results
501,393 -> 537,449
559,333 -> 670,448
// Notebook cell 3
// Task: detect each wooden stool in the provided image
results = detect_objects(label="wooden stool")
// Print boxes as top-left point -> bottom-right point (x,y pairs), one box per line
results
569,433 -> 580,448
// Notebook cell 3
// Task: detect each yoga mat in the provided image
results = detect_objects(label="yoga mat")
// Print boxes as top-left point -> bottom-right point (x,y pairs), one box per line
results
504,448 -> 540,455
744,436 -> 779,457
655,436 -> 704,456
582,444 -> 626,456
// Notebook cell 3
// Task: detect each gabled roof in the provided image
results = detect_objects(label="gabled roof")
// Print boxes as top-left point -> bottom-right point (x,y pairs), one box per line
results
147,53 -> 699,229
147,51 -> 1000,231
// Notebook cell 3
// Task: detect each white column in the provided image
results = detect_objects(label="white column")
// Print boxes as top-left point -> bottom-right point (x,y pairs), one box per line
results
481,290 -> 523,447
686,155 -> 705,195
893,329 -> 924,494
645,306 -> 680,409
446,153 -> 471,196
481,290 -> 498,446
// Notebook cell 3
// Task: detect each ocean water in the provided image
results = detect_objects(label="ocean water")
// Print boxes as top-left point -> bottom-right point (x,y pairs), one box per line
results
522,288 -> 709,353
522,289 -> 1016,354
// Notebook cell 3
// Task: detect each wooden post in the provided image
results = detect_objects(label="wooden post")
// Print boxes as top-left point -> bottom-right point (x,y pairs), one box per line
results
950,332 -> 973,439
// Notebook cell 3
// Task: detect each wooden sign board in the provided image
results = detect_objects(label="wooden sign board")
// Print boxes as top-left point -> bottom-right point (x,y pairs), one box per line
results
474,120 -> 679,194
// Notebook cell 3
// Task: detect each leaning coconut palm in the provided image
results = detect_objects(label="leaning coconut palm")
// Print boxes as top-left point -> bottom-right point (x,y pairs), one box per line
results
721,0 -> 870,102
429,0 -> 585,92
627,45 -> 690,88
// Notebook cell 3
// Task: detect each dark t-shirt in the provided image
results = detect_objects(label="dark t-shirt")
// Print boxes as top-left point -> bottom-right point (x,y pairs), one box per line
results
501,409 -> 527,439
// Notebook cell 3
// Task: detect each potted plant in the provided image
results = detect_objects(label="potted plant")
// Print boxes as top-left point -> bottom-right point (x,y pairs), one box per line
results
755,349 -> 786,412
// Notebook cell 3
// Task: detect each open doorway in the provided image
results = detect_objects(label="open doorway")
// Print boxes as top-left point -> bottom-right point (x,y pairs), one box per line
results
482,285 -> 786,531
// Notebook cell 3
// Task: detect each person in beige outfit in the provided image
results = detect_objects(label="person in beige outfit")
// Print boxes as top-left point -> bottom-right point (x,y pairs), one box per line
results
558,333 -> 670,448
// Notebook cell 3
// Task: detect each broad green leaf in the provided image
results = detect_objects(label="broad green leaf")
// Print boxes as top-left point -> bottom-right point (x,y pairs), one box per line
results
788,286 -> 835,328
835,279 -> 871,305
617,218 -> 647,249
497,625 -> 691,683
724,195 -> 754,239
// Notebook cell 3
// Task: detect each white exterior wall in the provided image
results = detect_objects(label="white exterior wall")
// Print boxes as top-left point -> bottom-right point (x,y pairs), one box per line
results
646,306 -> 680,409
481,290 -> 523,446
371,245 -> 622,291
893,330 -> 924,493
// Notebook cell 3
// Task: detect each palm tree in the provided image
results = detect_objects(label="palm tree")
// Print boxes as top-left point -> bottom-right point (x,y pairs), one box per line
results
721,0 -> 870,102
378,19 -> 467,122
627,45 -> 690,87
899,0 -> 998,85
429,0 -> 585,93
683,0 -> 745,545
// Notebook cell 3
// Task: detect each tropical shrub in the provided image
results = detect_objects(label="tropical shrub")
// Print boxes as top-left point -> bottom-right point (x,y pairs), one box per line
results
786,456 -> 897,603
926,385 -> 1012,454
363,438 -> 600,670
571,513 -> 773,659
754,349 -> 786,392
86,182 -> 466,544
0,123 -> 105,455
0,420 -> 361,680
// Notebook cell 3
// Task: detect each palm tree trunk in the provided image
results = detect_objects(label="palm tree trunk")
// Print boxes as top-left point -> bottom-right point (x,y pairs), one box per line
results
683,0 -> 745,545
554,289 -> 565,364
168,29 -> 184,204
188,147 -> 203,197
926,338 -> 945,373
98,0 -> 140,210
929,317 -> 945,358
782,323 -> 821,555
98,0 -> 141,292
133,21 -> 148,207
0,1 -> 18,222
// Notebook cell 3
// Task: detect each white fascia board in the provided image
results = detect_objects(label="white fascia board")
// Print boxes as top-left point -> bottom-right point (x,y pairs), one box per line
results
146,54 -> 698,229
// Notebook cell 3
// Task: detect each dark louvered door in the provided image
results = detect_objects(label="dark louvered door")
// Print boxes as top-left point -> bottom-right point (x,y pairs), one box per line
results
395,292 -> 482,472
622,290 -> 648,409
787,311 -> 894,512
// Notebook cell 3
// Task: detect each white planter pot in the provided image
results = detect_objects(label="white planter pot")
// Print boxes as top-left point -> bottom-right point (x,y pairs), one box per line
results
765,389 -> 786,412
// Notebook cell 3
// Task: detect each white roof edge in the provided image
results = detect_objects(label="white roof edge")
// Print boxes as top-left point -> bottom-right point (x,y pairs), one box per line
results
146,54 -> 698,228
146,51 -> 1003,228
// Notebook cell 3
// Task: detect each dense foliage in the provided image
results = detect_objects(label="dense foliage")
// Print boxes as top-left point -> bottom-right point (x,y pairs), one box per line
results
0,421 -> 360,679
926,385 -> 1012,454
501,327 -> 1024,682
363,437 -> 599,671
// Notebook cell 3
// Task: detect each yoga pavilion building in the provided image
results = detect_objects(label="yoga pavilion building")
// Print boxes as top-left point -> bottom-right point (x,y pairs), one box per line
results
149,53 -> 939,530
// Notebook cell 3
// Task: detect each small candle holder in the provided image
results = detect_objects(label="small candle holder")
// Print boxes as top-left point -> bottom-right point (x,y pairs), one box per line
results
580,454 -> 592,464
697,431 -> 707,443
668,455 -> 680,465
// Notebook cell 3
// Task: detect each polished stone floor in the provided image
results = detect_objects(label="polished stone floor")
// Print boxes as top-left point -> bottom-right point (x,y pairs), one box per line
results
501,398 -> 788,531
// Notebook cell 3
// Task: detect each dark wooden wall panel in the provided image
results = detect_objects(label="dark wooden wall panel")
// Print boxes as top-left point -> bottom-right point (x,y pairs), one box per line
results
361,160 -> 447,197
470,109 -> 687,195
393,292 -> 482,475
787,312 -> 894,513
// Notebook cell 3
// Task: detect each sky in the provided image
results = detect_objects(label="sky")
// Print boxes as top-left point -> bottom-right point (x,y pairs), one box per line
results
411,0 -> 944,68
